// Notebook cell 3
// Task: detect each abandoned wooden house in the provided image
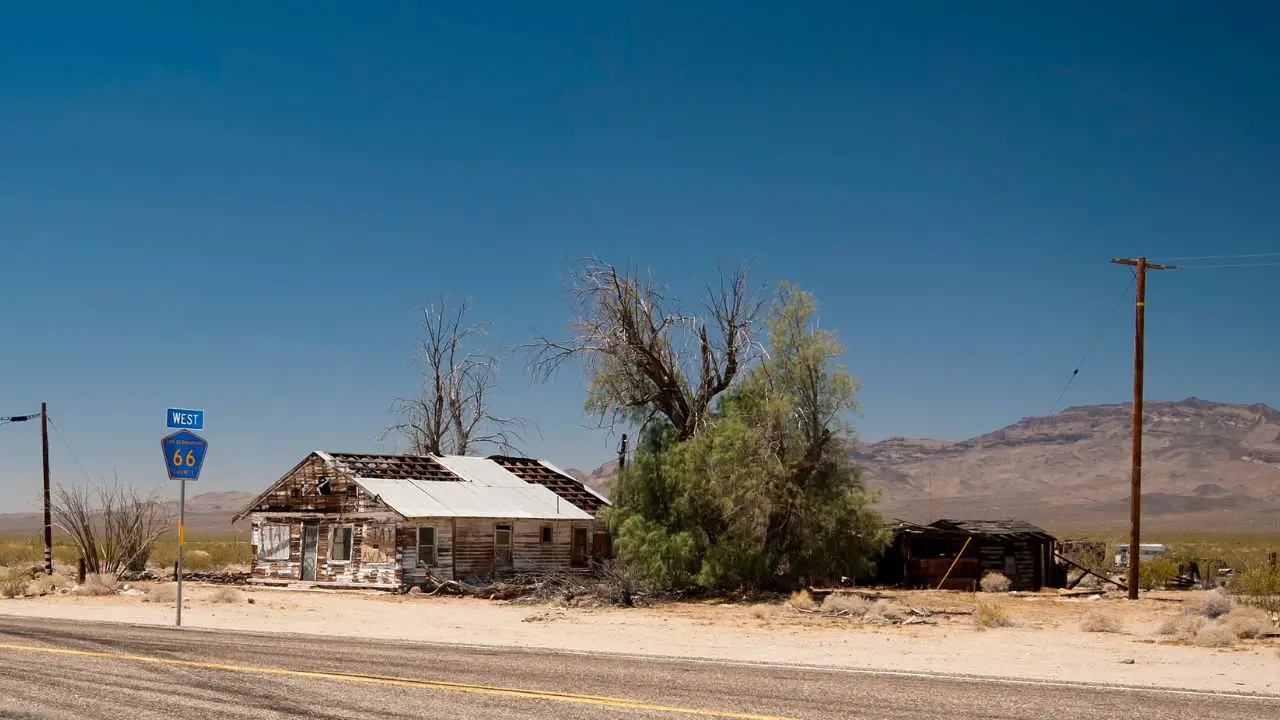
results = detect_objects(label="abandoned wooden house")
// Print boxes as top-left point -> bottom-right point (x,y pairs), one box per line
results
876,518 -> 1067,591
231,451 -> 612,589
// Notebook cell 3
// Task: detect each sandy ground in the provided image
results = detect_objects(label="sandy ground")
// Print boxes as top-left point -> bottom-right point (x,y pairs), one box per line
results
1,584 -> 1277,696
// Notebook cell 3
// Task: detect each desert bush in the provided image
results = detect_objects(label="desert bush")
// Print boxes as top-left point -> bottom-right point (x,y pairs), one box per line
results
863,599 -> 903,623
1228,560 -> 1280,611
53,479 -> 171,575
973,599 -> 1011,629
25,572 -> 72,597
208,587 -> 243,604
1188,589 -> 1235,619
1138,556 -> 1180,590
1193,621 -> 1238,648
74,573 -> 120,596
1224,607 -> 1274,639
1158,613 -> 1206,640
821,593 -> 872,615
0,568 -> 31,598
144,583 -> 177,604
1080,611 -> 1123,633
980,572 -> 1011,593
788,589 -> 818,610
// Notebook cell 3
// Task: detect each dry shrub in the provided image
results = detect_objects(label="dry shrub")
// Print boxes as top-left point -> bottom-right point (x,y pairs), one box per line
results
973,599 -> 1011,629
25,573 -> 72,597
1159,613 -> 1206,640
208,587 -> 242,604
864,599 -> 903,623
1193,621 -> 1238,648
980,572 -> 1011,593
182,549 -> 214,571
144,583 -> 177,604
52,480 -> 171,575
750,605 -> 775,621
1188,589 -> 1235,619
1223,607 -> 1274,639
788,589 -> 818,610
0,568 -> 30,598
821,593 -> 872,615
1138,556 -> 1180,591
1080,611 -> 1123,633
74,573 -> 120,596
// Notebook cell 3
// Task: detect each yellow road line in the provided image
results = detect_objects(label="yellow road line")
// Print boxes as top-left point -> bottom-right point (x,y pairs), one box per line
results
0,642 -> 799,720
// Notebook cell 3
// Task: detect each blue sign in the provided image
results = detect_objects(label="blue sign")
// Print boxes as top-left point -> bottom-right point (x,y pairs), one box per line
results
166,408 -> 204,430
162,430 -> 208,481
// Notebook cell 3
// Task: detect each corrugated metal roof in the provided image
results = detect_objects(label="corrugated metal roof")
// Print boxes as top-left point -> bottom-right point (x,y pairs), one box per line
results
434,455 -> 528,487
354,472 -> 592,521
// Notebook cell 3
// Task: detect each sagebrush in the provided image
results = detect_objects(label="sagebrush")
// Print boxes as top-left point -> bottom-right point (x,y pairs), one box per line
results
1080,611 -> 1122,633
980,572 -> 1011,593
973,599 -> 1011,629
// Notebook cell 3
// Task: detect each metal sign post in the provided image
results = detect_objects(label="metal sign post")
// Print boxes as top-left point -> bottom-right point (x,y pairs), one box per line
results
162,424 -> 208,627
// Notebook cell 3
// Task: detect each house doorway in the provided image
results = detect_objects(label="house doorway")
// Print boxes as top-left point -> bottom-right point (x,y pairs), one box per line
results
301,525 -> 319,581
571,527 -> 589,568
494,523 -> 513,573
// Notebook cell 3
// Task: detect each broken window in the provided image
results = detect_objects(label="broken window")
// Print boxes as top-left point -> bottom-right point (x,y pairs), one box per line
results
363,524 -> 395,564
259,523 -> 290,561
329,525 -> 353,562
417,526 -> 437,567
541,526 -> 553,544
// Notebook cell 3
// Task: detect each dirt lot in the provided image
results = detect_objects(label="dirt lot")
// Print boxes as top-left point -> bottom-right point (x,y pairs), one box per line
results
2,582 -> 1277,695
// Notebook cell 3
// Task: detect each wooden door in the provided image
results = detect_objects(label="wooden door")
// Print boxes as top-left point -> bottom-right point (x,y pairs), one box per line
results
570,527 -> 588,568
494,523 -> 513,573
301,525 -> 319,581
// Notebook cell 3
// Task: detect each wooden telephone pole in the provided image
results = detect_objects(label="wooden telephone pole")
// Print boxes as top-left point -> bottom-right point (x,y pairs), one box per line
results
1109,258 -> 1177,599
41,402 -> 52,575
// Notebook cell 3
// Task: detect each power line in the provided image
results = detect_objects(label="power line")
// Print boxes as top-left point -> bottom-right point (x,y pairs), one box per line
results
1047,270 -> 1136,415
1175,262 -> 1280,270
44,414 -> 95,484
1152,251 -> 1280,262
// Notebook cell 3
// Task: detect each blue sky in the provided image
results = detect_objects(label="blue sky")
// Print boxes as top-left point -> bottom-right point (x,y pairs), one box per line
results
2,2 -> 1278,510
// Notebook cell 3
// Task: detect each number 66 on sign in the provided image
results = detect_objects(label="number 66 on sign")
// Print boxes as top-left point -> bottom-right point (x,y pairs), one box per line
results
162,430 -> 208,481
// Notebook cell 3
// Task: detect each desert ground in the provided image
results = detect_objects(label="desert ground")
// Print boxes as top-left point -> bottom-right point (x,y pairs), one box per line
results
1,581 -> 1277,697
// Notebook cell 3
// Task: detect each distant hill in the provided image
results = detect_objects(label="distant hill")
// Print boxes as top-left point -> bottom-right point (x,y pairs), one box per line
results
0,491 -> 256,540
575,398 -> 1280,534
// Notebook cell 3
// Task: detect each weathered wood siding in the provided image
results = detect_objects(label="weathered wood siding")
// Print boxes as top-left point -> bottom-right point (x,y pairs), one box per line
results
398,520 -> 455,584
447,518 -> 595,581
248,515 -> 402,586
976,539 -> 1041,591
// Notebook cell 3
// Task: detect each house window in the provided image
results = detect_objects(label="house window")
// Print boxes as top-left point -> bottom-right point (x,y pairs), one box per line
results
541,526 -> 553,544
259,523 -> 290,561
330,526 -> 353,562
417,527 -> 437,567
1003,555 -> 1017,576
495,523 -> 513,567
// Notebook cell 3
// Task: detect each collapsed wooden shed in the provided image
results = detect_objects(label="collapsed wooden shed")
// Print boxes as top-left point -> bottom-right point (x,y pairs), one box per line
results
877,518 -> 1066,591
231,451 -> 612,589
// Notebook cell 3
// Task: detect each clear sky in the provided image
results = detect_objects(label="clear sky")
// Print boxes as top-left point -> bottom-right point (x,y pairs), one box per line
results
2,2 -> 1278,511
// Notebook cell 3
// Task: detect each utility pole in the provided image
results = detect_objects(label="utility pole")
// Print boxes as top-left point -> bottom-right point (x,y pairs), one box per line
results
41,402 -> 52,575
617,433 -> 628,471
1109,257 -> 1177,600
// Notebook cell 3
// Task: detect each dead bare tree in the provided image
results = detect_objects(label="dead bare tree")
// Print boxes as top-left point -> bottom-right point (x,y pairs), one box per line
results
525,258 -> 765,439
51,477 -> 172,576
388,295 -> 529,455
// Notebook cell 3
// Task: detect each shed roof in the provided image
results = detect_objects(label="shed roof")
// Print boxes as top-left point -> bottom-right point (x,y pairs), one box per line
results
927,518 -> 1056,540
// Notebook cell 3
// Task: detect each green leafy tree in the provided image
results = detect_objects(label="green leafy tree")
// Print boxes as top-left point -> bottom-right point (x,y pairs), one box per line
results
605,282 -> 889,590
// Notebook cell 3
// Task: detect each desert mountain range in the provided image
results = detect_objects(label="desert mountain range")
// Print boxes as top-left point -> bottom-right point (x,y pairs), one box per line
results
1,399 -> 1275,538
567,398 -> 1280,534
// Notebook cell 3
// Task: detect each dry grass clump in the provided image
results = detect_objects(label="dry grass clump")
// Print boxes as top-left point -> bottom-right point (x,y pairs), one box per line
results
788,589 -> 818,610
980,572 -> 1011,593
1193,621 -> 1239,648
1080,611 -> 1123,633
1187,589 -> 1234,619
0,567 -> 31,598
74,573 -> 120,596
25,572 -> 73,597
1158,613 -> 1207,641
1223,607 -> 1274,639
821,593 -> 872,615
144,583 -> 177,604
973,598 -> 1012,629
207,587 -> 243,604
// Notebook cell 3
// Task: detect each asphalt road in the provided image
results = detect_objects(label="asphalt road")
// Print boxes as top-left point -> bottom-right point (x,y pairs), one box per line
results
0,617 -> 1276,719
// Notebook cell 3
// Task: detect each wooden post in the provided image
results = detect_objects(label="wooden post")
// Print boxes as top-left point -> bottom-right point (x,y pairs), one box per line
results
936,536 -> 973,590
77,558 -> 86,584
1109,258 -> 1177,600
41,402 -> 52,575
